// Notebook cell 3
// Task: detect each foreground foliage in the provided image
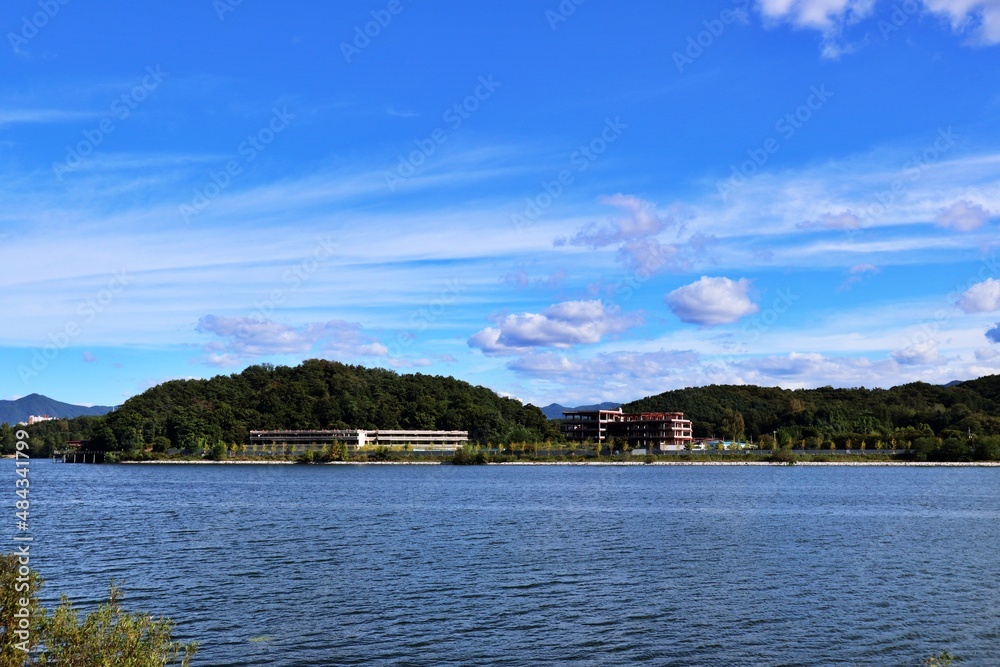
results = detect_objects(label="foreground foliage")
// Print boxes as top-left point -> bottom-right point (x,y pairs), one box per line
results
0,556 -> 195,666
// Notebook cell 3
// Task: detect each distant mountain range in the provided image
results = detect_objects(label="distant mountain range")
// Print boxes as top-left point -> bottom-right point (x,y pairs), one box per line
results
540,402 -> 621,420
0,394 -> 114,426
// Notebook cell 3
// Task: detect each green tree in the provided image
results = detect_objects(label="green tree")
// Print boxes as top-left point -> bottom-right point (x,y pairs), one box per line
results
151,436 -> 171,454
1,554 -> 44,663
721,409 -> 746,444
1,556 -> 195,666
330,440 -> 348,461
37,585 -> 196,666
208,441 -> 227,461
0,425 -> 15,456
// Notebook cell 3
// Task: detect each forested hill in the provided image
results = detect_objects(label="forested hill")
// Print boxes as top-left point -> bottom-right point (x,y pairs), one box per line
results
93,359 -> 554,452
623,375 -> 1000,441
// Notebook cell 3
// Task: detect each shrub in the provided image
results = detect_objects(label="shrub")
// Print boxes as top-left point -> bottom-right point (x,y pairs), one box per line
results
451,447 -> 488,465
1,554 -> 44,662
0,556 -> 196,666
37,585 -> 196,667
767,448 -> 797,464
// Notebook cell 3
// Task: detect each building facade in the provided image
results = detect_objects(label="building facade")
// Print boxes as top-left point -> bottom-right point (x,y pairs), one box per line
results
561,409 -> 624,444
248,429 -> 468,455
562,408 -> 694,451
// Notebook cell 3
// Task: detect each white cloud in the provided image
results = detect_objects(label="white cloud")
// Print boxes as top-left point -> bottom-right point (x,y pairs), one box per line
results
729,351 -> 984,390
892,339 -> 942,365
738,351 -> 875,379
508,349 -> 700,381
468,300 -> 642,356
563,194 -> 669,247
756,0 -> 877,30
755,0 -> 876,57
196,315 -> 386,365
0,108 -> 100,127
839,263 -> 879,290
755,0 -> 1000,53
506,349 -> 703,403
616,237 -> 682,274
666,276 -> 759,326
850,262 -> 879,274
958,278 -> 1000,313
922,0 -> 1000,44
387,356 -> 433,368
798,210 -> 863,230
555,195 -> 702,275
935,200 -> 992,231
975,345 -> 999,360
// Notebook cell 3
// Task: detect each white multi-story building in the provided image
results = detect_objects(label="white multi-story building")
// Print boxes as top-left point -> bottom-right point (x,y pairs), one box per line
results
247,429 -> 469,455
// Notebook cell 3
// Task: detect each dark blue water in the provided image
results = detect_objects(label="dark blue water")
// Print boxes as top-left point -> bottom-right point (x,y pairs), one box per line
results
9,461 -> 1000,666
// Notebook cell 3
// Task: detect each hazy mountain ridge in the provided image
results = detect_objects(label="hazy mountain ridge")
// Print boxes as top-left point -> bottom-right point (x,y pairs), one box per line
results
0,394 -> 114,426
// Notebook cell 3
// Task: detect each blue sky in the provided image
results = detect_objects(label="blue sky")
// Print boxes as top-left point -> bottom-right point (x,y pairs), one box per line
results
3,0 -> 1000,408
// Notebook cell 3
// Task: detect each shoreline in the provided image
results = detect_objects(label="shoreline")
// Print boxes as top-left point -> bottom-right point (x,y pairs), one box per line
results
110,459 -> 1000,467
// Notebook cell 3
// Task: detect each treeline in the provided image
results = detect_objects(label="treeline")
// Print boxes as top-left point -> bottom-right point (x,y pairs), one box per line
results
7,360 -> 557,457
622,376 -> 1000,460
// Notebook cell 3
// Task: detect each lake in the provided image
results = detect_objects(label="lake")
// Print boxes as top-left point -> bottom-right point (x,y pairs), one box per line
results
13,461 -> 1000,666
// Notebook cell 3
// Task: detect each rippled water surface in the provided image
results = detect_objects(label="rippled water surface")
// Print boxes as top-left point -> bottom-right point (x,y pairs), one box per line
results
15,462 -> 1000,666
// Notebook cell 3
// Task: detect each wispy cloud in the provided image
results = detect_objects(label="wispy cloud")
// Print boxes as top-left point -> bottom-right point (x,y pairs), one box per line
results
922,0 -> 1000,44
935,199 -> 992,231
0,108 -> 101,127
755,0 -> 1000,55
468,300 -> 642,356
196,315 -> 387,367
385,106 -> 418,118
839,263 -> 880,291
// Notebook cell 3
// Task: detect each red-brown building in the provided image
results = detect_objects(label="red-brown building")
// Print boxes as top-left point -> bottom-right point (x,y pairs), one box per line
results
562,408 -> 693,451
